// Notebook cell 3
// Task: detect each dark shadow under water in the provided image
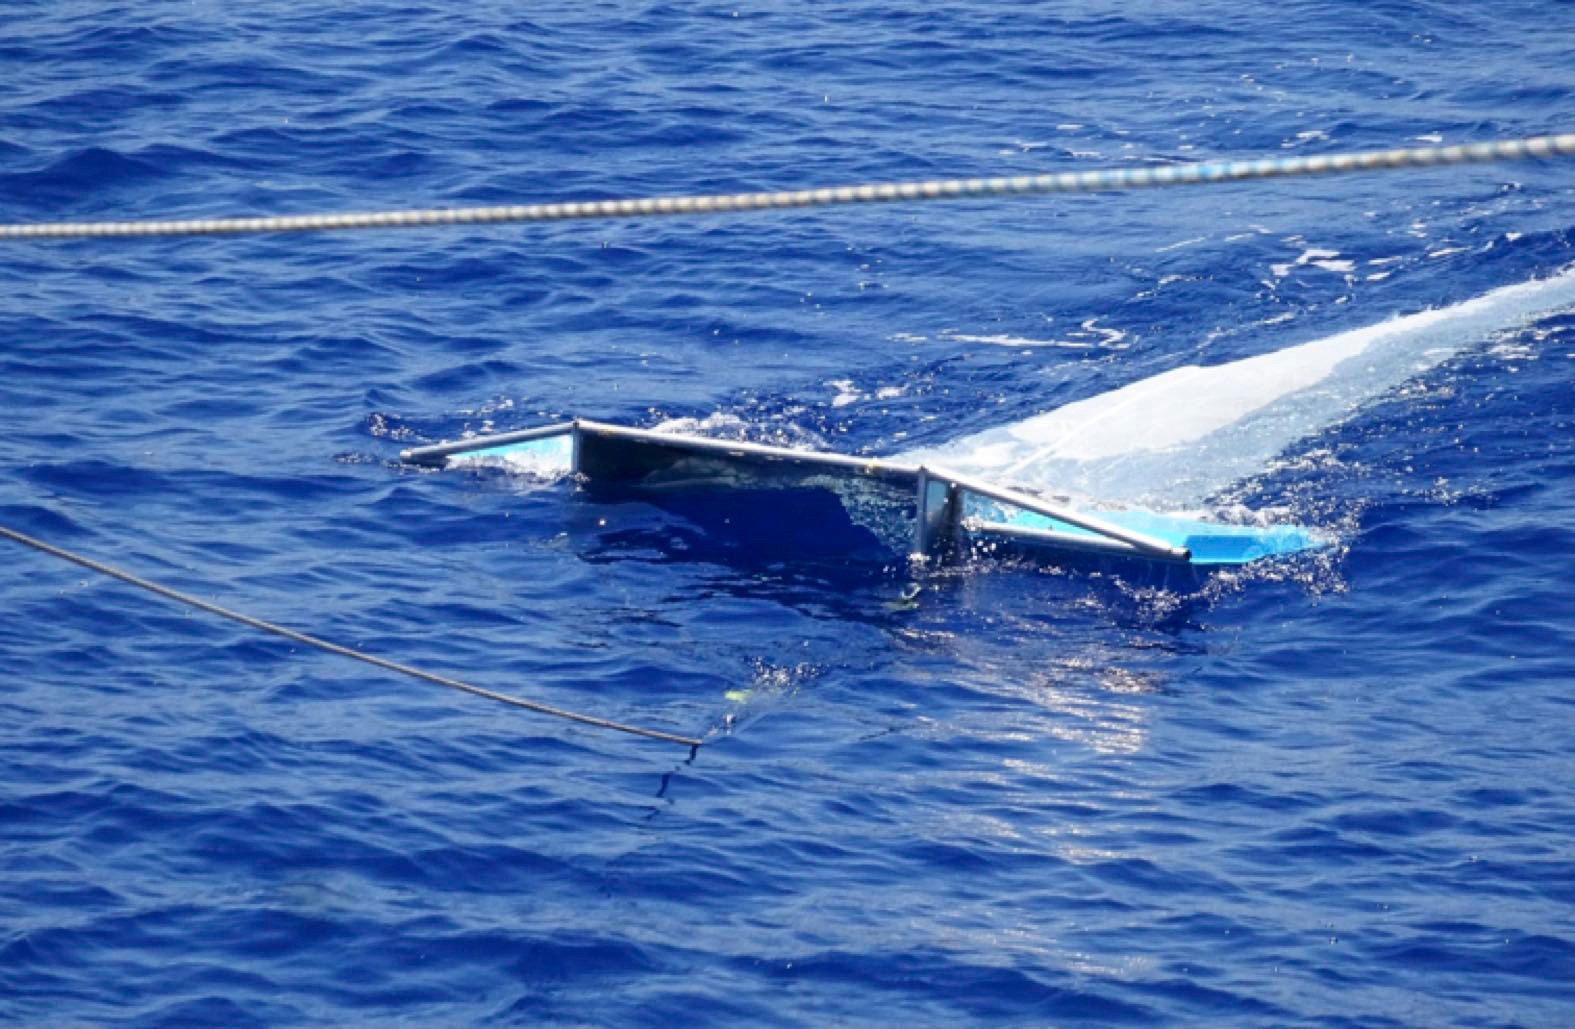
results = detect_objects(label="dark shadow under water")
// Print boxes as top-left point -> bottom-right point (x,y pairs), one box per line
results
566,478 -> 1247,636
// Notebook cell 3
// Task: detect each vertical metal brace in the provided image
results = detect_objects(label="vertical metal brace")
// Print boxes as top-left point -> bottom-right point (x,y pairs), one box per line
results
570,420 -> 584,476
913,468 -> 960,560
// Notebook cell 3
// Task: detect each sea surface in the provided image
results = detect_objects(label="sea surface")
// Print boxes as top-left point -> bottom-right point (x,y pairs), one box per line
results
3,2 -> 1575,1025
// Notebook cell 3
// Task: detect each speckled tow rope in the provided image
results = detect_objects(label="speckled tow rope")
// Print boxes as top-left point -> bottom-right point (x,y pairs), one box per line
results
2,133 -> 1571,240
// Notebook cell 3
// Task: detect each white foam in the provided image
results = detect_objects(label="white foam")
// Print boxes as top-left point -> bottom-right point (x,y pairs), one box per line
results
947,333 -> 1086,349
828,378 -> 862,407
823,380 -> 906,407
900,267 -> 1575,507
945,319 -> 1128,351
1272,246 -> 1355,279
649,411 -> 752,436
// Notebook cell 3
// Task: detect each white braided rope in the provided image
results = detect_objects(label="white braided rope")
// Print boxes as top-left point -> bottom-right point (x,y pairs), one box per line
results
3,133 -> 1572,240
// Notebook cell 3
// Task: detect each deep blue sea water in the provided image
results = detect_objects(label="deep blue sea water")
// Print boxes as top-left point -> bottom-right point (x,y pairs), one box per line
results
4,2 -> 1575,1025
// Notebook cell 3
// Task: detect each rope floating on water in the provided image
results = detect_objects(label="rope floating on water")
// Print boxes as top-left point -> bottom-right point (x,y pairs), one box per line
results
0,523 -> 703,748
2,134 -> 1572,240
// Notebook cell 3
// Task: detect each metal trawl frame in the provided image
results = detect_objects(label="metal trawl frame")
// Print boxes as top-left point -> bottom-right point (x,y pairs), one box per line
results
401,421 -> 1195,565
401,421 -> 579,466
921,465 -> 1192,563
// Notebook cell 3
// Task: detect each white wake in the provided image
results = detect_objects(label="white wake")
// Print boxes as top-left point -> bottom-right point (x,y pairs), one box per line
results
900,266 -> 1575,508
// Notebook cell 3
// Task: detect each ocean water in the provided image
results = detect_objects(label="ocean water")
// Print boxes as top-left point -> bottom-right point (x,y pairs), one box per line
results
3,1 -> 1575,1025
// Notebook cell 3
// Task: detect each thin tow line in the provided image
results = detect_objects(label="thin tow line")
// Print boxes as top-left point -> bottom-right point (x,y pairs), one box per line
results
0,524 -> 703,749
1,133 -> 1572,240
